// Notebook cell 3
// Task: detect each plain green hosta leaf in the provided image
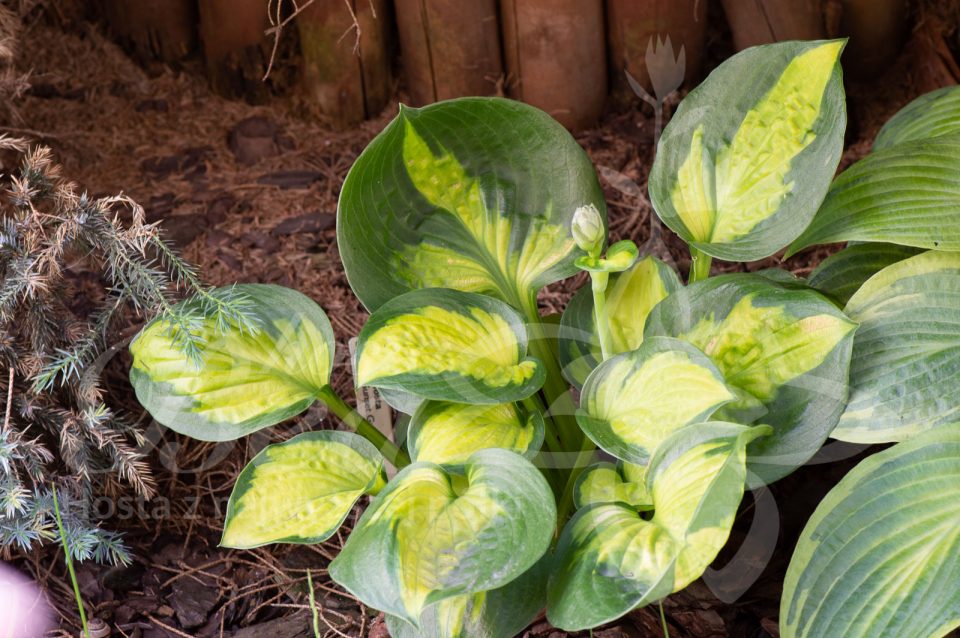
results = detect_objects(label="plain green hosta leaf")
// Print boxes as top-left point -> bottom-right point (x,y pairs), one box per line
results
833,251 -> 960,442
577,337 -> 735,465
808,243 -> 923,306
329,448 -> 555,628
355,288 -> 545,404
573,461 -> 651,511
337,97 -> 606,313
386,557 -> 548,638
548,422 -> 770,631
644,275 -> 857,485
221,431 -> 384,549
649,40 -> 846,261
873,85 -> 960,150
130,284 -> 334,441
781,424 -> 960,638
407,401 -> 544,466
787,136 -> 960,254
559,256 -> 681,388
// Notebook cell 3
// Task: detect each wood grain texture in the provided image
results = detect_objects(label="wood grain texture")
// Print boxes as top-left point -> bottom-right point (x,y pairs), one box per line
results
198,0 -> 270,101
607,0 -> 708,95
101,0 -> 197,65
297,0 -> 391,126
500,0 -> 607,130
394,0 -> 502,105
721,0 -> 825,50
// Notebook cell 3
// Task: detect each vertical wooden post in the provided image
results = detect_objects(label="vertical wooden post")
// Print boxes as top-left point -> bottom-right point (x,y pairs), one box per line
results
394,0 -> 503,106
101,0 -> 197,67
297,0 -> 392,126
839,0 -> 909,79
500,0 -> 607,130
607,0 -> 707,96
357,0 -> 393,116
198,0 -> 271,102
721,0 -> 825,50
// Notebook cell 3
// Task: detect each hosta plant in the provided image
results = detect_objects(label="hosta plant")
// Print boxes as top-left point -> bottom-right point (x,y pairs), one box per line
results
128,40 -> 960,637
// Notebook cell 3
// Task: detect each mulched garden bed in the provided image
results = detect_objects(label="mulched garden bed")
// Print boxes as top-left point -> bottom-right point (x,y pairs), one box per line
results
7,5 -> 958,636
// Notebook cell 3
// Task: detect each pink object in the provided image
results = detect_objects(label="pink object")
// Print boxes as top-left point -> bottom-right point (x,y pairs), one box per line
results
0,561 -> 55,638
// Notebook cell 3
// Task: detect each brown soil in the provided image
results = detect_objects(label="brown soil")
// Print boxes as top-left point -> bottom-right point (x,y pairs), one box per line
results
7,5 -> 958,638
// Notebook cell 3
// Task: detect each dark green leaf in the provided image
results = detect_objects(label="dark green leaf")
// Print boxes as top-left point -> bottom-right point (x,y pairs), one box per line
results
337,97 -> 606,313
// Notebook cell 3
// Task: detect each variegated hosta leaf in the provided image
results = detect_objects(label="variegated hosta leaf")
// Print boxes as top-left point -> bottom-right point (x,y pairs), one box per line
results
378,386 -> 425,416
221,431 -> 384,549
547,422 -> 771,631
649,40 -> 846,261
788,136 -> 960,254
781,424 -> 960,638
355,288 -> 545,404
833,251 -> 960,442
329,448 -> 555,627
753,267 -> 808,288
573,461 -> 651,511
577,337 -> 735,465
337,97 -> 606,312
808,242 -> 922,306
559,256 -> 681,388
407,401 -> 544,466
873,85 -> 960,150
644,275 -> 857,485
386,557 -> 548,638
130,284 -> 334,441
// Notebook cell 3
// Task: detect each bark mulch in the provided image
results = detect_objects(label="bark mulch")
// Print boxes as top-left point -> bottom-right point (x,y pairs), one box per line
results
8,5 -> 958,636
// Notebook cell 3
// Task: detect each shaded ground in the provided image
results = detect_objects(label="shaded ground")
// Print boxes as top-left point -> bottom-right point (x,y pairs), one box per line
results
7,5 -> 959,637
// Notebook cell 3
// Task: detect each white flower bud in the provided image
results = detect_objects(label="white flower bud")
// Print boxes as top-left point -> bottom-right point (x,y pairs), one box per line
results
571,204 -> 604,256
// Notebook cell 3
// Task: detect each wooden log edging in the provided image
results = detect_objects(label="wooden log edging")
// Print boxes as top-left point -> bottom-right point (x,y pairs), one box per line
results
721,0 -> 826,50
199,0 -> 272,102
501,0 -> 607,130
297,0 -> 392,127
607,0 -> 707,97
101,0 -> 197,67
97,0 -> 924,129
394,0 -> 503,106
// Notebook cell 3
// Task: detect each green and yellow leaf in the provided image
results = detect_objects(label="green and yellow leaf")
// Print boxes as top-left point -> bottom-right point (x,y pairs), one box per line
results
574,240 -> 639,273
644,274 -> 857,484
781,424 -> 960,638
650,40 -> 846,261
337,97 -> 606,312
329,448 -> 555,628
547,423 -> 771,631
833,250 -> 960,442
577,337 -> 735,465
129,284 -> 334,441
788,137 -> 960,254
385,557 -> 548,638
807,242 -> 923,306
873,85 -> 960,151
355,288 -> 545,404
407,401 -> 544,466
559,256 -> 681,388
221,431 -> 384,549
573,462 -> 651,511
